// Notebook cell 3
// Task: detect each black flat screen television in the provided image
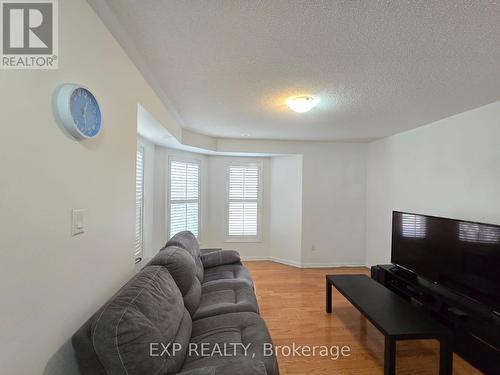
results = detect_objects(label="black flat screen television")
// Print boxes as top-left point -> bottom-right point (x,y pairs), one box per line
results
391,211 -> 500,311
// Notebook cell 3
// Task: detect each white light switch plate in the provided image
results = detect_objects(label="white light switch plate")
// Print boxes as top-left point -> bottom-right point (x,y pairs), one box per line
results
72,209 -> 86,236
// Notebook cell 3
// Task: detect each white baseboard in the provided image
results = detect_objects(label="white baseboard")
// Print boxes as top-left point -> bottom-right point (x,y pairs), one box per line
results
241,256 -> 367,269
241,256 -> 271,262
299,261 -> 367,268
268,256 -> 302,268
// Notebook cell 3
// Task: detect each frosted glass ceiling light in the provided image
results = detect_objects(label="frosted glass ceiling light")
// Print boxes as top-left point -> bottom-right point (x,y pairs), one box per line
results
286,96 -> 319,113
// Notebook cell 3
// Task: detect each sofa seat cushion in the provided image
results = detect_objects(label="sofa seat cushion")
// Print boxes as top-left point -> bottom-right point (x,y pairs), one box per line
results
181,312 -> 279,375
176,358 -> 267,375
202,264 -> 254,288
200,250 -> 241,269
193,283 -> 259,320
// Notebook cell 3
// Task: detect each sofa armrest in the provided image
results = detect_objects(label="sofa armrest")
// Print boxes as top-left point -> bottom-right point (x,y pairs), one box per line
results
200,248 -> 223,255
176,359 -> 267,375
200,249 -> 241,269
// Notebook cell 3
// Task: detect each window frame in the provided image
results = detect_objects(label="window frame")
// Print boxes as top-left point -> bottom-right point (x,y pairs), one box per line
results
135,142 -> 145,263
166,156 -> 202,240
225,161 -> 263,243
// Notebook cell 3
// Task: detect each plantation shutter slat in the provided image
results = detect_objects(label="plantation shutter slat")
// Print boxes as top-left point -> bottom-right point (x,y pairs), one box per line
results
135,145 -> 144,261
170,160 -> 199,237
228,165 -> 259,236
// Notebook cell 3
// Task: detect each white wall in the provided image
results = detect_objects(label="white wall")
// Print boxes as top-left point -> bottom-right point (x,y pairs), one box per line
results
138,136 -> 156,259
0,1 -> 185,374
300,143 -> 367,266
269,155 -> 303,265
365,101 -> 500,266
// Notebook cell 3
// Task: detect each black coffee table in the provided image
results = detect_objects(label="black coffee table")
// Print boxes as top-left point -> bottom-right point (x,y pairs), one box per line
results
326,274 -> 453,375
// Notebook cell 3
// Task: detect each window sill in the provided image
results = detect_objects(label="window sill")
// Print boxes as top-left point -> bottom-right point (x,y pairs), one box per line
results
135,257 -> 150,272
224,238 -> 262,243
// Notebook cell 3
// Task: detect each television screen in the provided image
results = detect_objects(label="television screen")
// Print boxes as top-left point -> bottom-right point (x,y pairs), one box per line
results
391,211 -> 500,311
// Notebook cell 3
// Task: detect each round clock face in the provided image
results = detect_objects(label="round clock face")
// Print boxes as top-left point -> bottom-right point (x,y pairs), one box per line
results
69,87 -> 102,138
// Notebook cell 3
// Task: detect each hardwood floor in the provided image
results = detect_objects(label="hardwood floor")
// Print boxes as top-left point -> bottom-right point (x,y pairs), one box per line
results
244,261 -> 481,375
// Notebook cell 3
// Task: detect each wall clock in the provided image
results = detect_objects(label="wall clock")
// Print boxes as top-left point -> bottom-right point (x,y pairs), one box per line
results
54,84 -> 102,140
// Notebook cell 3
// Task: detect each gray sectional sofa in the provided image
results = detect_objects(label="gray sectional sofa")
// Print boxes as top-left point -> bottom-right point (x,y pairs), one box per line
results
72,231 -> 279,375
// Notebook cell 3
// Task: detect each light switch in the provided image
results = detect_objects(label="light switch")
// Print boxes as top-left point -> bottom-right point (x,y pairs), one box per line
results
72,209 -> 86,236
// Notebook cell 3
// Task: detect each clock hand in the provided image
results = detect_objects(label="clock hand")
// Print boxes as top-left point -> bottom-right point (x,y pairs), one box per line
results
83,102 -> 88,127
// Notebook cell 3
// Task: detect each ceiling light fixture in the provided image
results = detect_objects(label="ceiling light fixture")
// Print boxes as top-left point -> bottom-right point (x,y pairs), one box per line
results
287,96 -> 319,113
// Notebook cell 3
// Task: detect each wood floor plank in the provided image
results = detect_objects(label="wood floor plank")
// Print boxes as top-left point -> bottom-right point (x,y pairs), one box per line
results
244,261 -> 482,375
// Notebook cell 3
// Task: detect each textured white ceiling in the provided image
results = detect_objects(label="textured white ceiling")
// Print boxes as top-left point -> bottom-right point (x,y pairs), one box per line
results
96,1 -> 500,141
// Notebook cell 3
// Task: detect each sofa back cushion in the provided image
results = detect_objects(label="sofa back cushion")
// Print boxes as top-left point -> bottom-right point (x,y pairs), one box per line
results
148,246 -> 202,316
72,266 -> 192,375
166,231 -> 204,283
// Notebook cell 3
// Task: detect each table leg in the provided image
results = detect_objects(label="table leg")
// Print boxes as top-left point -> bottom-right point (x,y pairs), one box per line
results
384,336 -> 396,375
439,336 -> 453,375
326,279 -> 332,313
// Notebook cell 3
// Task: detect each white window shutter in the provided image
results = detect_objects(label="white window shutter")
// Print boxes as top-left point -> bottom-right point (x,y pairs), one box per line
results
169,160 -> 200,237
228,165 -> 260,237
135,145 -> 144,261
